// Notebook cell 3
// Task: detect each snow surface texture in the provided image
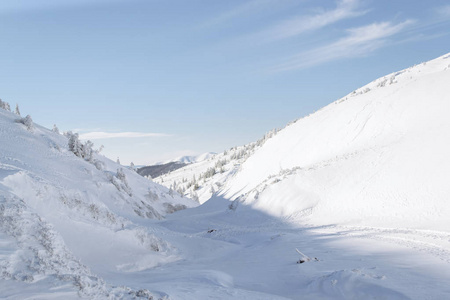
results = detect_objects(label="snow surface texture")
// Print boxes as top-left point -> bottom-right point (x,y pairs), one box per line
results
1,53 -> 450,299
0,109 -> 196,299
155,53 -> 450,299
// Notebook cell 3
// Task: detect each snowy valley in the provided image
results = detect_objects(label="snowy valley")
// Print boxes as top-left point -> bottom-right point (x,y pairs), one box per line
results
1,52 -> 450,299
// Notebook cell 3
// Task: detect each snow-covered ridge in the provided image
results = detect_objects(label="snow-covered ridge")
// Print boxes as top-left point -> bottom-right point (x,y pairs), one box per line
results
221,52 -> 450,230
154,128 -> 279,204
157,52 -> 450,231
162,152 -> 217,164
0,107 -> 196,298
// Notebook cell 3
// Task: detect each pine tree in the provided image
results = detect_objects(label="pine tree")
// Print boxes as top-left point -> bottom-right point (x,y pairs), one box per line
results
14,104 -> 20,116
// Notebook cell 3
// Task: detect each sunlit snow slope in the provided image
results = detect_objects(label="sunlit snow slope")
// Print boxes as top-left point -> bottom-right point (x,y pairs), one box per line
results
0,109 -> 197,299
222,53 -> 450,230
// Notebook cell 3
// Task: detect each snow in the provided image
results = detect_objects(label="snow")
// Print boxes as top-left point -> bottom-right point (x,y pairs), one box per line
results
221,53 -> 450,230
151,53 -> 450,299
1,52 -> 450,299
0,108 -> 197,299
160,152 -> 217,165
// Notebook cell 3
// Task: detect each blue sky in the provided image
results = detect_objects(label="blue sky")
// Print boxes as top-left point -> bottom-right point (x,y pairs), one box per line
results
1,0 -> 450,165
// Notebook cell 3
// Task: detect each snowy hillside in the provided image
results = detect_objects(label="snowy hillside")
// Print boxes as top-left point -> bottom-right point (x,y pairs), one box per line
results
2,52 -> 450,300
143,53 -> 450,299
0,107 -> 197,299
221,53 -> 450,230
160,53 -> 450,231
155,130 -> 278,203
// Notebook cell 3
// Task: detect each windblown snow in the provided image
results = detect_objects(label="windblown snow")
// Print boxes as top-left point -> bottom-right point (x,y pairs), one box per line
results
1,53 -> 450,299
0,109 -> 197,299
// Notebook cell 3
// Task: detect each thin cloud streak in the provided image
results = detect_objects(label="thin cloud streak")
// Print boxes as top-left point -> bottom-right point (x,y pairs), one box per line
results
272,20 -> 414,72
199,0 -> 295,28
436,4 -> 450,17
79,131 -> 170,140
251,0 -> 367,43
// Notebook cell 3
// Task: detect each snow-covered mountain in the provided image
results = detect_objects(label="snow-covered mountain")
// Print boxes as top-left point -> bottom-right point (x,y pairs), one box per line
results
154,130 -> 278,203
146,53 -> 450,299
0,107 -> 197,299
166,152 -> 217,165
2,52 -> 450,300
160,53 -> 450,231
222,53 -> 450,231
144,52 -> 450,300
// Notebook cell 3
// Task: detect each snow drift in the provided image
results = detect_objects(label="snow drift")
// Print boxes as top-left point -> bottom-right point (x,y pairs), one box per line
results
0,108 -> 197,298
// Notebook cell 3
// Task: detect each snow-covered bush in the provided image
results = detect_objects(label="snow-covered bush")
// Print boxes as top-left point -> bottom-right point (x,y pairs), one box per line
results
52,124 -> 59,134
65,131 -> 94,162
116,168 -> 132,196
204,167 -> 216,179
163,203 -> 187,214
0,99 -> 11,111
16,115 -> 34,131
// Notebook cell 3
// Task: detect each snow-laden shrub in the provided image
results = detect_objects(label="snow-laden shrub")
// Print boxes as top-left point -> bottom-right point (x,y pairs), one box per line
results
163,203 -> 187,214
16,115 -> 34,131
0,99 -> 11,111
65,131 -> 94,162
52,124 -> 59,134
110,168 -> 132,197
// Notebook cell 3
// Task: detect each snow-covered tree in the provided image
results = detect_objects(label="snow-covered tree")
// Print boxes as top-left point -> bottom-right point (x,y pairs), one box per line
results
191,191 -> 199,203
52,124 -> 59,134
66,131 -> 82,157
116,168 -> 127,183
0,99 -> 11,111
65,131 -> 96,162
116,168 -> 131,196
82,140 -> 94,162
130,162 -> 136,171
14,104 -> 20,116
117,157 -> 121,165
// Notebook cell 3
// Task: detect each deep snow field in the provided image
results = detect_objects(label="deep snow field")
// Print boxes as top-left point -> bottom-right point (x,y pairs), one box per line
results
1,52 -> 450,299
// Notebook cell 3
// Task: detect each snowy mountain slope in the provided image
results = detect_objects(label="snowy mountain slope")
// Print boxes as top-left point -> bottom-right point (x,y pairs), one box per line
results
164,152 -> 216,165
218,52 -> 450,230
0,108 -> 197,299
154,130 -> 278,204
142,53 -> 450,299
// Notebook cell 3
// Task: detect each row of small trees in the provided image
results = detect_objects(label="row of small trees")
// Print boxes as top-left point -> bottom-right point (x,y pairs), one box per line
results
1,99 -> 23,116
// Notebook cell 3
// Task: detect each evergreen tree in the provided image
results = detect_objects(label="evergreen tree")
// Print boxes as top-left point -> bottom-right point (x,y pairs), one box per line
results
14,104 -> 20,116
52,124 -> 60,134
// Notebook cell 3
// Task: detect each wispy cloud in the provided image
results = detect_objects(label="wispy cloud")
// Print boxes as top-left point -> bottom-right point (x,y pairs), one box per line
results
435,4 -> 450,18
79,131 -> 170,140
200,0 -> 295,28
253,0 -> 367,43
272,20 -> 414,72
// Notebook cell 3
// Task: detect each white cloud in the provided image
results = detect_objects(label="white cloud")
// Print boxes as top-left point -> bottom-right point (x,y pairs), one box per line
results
436,4 -> 450,18
256,0 -> 367,42
273,20 -> 414,72
79,131 -> 170,140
